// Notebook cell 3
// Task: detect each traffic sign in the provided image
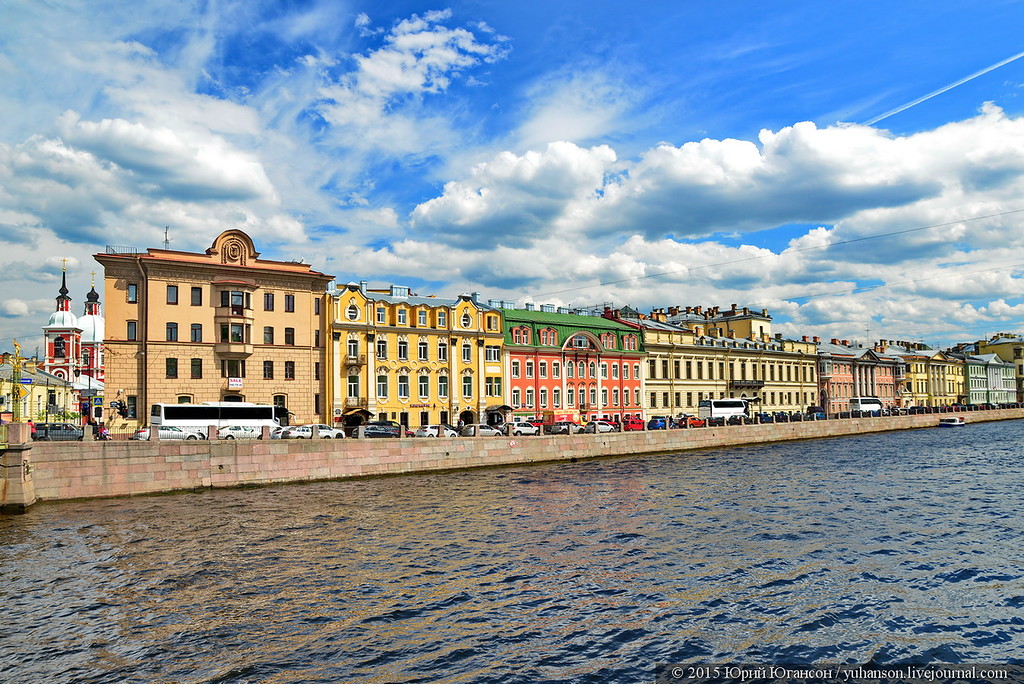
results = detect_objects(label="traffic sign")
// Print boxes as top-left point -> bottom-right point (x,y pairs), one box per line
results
14,385 -> 28,400
19,378 -> 32,384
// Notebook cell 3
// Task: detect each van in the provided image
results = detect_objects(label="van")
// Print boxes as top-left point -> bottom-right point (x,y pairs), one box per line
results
849,397 -> 883,416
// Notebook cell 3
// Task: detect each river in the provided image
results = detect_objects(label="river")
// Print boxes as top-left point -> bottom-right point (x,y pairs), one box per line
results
2,421 -> 1023,682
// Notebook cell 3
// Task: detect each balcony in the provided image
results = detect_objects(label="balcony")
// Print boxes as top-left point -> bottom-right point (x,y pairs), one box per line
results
730,379 -> 765,389
345,354 -> 366,366
214,342 -> 253,357
345,397 -> 368,408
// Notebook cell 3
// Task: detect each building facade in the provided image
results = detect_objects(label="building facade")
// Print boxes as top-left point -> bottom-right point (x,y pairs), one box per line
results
502,305 -> 645,424
881,341 -> 962,407
619,305 -> 818,417
977,333 -> 1024,402
96,230 -> 332,427
814,338 -> 903,412
325,283 -> 506,429
947,352 -> 1016,405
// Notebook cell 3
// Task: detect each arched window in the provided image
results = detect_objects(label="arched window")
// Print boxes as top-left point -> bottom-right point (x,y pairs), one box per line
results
53,336 -> 66,358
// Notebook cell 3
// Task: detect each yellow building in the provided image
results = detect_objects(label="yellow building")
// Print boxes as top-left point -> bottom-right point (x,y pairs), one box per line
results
608,305 -> 818,417
0,358 -> 77,423
325,283 -> 506,430
882,341 -> 961,407
95,230 -> 333,427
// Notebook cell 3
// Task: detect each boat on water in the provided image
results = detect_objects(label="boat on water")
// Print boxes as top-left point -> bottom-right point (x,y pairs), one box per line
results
939,416 -> 966,427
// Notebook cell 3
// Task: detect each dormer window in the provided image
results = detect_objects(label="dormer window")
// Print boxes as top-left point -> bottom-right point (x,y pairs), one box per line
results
461,312 -> 472,328
346,304 -> 359,321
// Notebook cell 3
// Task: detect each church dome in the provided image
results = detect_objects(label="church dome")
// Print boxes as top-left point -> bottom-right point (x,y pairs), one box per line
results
46,309 -> 79,328
79,313 -> 104,343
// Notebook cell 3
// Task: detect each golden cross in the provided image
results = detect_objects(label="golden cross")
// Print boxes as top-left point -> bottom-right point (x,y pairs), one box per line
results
90,271 -> 96,287
61,257 -> 68,272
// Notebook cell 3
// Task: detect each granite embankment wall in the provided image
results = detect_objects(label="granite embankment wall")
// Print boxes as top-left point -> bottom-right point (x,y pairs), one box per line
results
3,408 -> 1022,510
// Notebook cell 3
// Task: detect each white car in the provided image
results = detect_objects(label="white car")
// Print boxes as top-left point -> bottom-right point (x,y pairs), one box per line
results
131,426 -> 203,440
414,424 -> 459,438
583,420 -> 618,433
504,422 -> 540,436
281,424 -> 346,439
459,424 -> 502,437
217,425 -> 264,439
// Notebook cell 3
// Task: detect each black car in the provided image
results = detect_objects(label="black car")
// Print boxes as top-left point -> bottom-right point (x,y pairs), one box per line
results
359,421 -> 402,438
34,422 -> 85,441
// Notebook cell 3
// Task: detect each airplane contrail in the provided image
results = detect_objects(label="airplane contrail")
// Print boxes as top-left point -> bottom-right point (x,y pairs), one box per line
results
864,49 -> 1024,126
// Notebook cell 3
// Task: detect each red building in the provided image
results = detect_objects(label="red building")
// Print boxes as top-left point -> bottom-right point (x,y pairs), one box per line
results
500,304 -> 645,424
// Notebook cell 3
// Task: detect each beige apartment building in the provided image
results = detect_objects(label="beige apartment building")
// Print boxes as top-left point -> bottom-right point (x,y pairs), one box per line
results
96,230 -> 333,427
606,304 -> 818,417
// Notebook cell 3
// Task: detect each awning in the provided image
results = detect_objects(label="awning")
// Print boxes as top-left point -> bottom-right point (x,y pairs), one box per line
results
342,407 -> 372,416
485,405 -> 513,413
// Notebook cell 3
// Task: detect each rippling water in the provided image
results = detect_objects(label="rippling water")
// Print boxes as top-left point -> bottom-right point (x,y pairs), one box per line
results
3,422 -> 1024,683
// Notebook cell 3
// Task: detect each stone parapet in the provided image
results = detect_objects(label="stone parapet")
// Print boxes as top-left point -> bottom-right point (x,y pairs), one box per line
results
9,408 -> 1023,510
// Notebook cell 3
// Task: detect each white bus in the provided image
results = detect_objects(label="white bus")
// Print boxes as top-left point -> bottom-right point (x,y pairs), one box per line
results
698,398 -> 749,420
150,402 -> 283,437
849,397 -> 883,415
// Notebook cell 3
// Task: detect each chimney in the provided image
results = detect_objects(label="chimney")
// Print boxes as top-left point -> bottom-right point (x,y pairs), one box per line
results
843,339 -> 849,346
694,306 -> 702,315
742,307 -> 749,315
668,306 -> 679,316
359,280 -> 367,293
731,303 -> 738,312
813,336 -> 820,344
831,338 -> 840,345
775,333 -> 783,340
802,335 -> 809,342
685,306 -> 692,314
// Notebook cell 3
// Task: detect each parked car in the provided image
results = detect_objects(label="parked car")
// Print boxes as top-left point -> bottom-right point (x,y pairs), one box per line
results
545,421 -> 583,435
414,424 -> 459,438
131,426 -> 202,440
283,424 -> 346,439
359,421 -> 402,438
675,415 -> 705,428
646,416 -> 668,430
460,423 -> 502,437
505,421 -> 540,436
620,417 -> 645,431
584,420 -> 619,433
33,422 -> 84,441
217,425 -> 264,439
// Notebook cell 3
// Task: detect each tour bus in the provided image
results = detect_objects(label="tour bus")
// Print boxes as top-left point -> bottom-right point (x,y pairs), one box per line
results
697,398 -> 750,421
849,397 -> 884,416
149,402 -> 283,438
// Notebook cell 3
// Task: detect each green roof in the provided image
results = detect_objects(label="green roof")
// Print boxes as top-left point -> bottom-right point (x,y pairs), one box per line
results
501,308 -> 644,352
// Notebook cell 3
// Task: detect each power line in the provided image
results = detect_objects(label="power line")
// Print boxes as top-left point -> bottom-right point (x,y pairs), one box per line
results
530,207 -> 1024,298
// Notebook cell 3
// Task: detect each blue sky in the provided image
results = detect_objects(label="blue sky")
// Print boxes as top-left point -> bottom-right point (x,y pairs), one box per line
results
4,0 -> 1024,352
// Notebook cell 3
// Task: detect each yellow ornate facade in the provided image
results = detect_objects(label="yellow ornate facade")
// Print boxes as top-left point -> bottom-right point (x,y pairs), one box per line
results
882,342 -> 962,406
325,284 -> 506,429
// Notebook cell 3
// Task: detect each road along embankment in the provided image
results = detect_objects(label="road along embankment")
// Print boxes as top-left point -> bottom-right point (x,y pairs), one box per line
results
3,408 -> 1022,511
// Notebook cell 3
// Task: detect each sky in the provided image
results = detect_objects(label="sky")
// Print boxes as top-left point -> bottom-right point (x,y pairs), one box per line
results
4,0 -> 1024,354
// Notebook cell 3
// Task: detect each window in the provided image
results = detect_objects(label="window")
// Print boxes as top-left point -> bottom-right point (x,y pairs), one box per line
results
601,363 -> 608,379
485,345 -> 500,362
284,294 -> 295,312
347,339 -> 359,358
567,387 -> 575,406
438,340 -> 448,361
347,375 -> 359,398
553,362 -> 560,378
190,324 -> 202,343
438,311 -> 447,327
221,359 -> 245,378
526,361 -> 534,378
589,388 -> 597,406
377,338 -> 388,359
314,330 -> 321,347
511,360 -> 520,378
566,362 -> 574,378
398,340 -> 409,360
398,375 -> 410,398
190,358 -> 202,379
167,285 -> 178,305
418,310 -> 428,326
462,343 -> 472,363
589,362 -> 596,378
418,340 -> 429,361
314,362 -> 321,381
284,328 -> 295,345
126,395 -> 137,418
166,357 -> 178,378
612,364 -> 619,379
419,375 -> 429,398
190,287 -> 202,306
512,388 -> 521,406
540,388 -> 548,408
613,389 -> 620,406
166,322 -> 178,342
486,377 -> 502,397
486,315 -> 498,331
539,361 -> 547,378
127,283 -> 138,303
221,290 -> 249,314
346,304 -> 359,321
221,323 -> 245,343
127,321 -> 137,341
438,374 -> 449,397
273,395 -> 286,409
462,375 -> 473,398
602,389 -> 608,405
264,293 -> 275,311
397,309 -> 408,325
263,327 -> 274,344
314,299 -> 320,316
284,361 -> 295,379
525,388 -> 535,407
461,312 -> 472,328
553,388 -> 561,407
376,307 -> 386,324
53,337 -> 66,358
377,375 -> 388,398
263,361 -> 274,379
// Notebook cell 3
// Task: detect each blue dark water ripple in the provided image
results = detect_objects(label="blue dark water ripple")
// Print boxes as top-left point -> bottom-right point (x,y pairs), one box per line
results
3,422 -> 1024,682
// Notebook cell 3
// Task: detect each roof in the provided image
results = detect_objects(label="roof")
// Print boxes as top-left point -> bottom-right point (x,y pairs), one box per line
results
502,308 -> 636,331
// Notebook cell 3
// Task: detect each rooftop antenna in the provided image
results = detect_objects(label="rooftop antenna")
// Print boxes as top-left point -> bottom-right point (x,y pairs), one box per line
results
163,226 -> 170,250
